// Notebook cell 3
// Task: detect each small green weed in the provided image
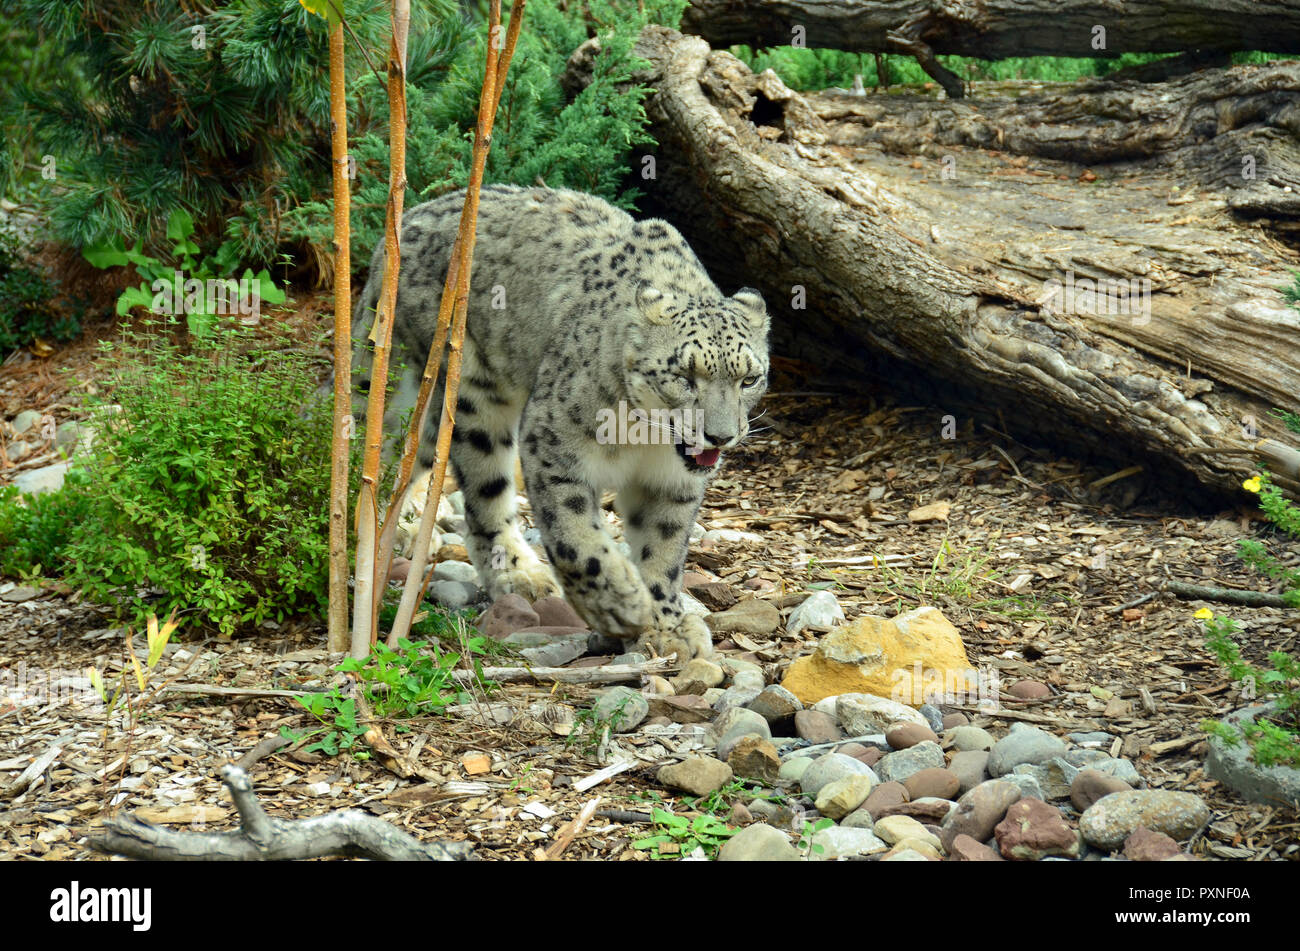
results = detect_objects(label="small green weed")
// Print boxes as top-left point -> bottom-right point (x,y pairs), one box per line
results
283,630 -> 496,758
797,816 -> 836,858
83,209 -> 284,338
632,807 -> 736,860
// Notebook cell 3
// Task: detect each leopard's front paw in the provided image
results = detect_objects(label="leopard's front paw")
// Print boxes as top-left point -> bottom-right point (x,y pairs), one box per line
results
487,555 -> 562,603
638,614 -> 713,663
568,556 -> 653,638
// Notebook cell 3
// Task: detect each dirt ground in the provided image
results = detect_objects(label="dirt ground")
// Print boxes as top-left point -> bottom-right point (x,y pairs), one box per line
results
1,297 -> 1297,862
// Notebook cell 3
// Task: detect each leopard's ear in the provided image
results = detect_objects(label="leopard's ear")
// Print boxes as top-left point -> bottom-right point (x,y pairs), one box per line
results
733,287 -> 767,329
637,282 -> 675,325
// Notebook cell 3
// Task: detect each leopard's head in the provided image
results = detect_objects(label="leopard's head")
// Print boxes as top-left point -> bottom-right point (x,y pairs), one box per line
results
623,282 -> 769,473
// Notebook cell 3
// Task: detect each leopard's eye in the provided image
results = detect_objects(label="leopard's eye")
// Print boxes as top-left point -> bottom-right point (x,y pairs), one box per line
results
741,375 -> 761,389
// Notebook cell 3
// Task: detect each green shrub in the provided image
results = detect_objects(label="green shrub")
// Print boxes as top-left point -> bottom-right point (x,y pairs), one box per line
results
5,0 -> 400,263
0,470 -> 95,579
0,228 -> 79,354
1200,407 -> 1300,768
61,322 -> 357,637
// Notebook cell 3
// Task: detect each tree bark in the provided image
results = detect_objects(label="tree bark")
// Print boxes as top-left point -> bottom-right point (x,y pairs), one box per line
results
682,1 -> 1300,60
574,27 -> 1300,499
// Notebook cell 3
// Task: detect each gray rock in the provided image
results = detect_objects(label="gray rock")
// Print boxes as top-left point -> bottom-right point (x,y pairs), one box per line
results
799,752 -> 878,798
428,579 -> 477,610
806,824 -> 887,860
1080,756 -> 1144,786
747,685 -> 803,726
713,707 -> 772,746
611,651 -> 648,666
876,741 -> 945,784
11,409 -> 42,435
439,532 -> 465,546
446,489 -> 466,515
940,780 -> 1023,852
1080,790 -> 1211,850
717,822 -> 800,861
13,461 -> 72,496
946,725 -> 996,752
433,560 -> 479,584
918,703 -> 945,733
841,807 -> 876,829
515,633 -> 588,668
1205,702 -> 1300,807
779,756 -> 814,784
1064,748 -> 1112,768
987,726 -> 1068,777
836,693 -> 929,735
593,686 -> 649,733
714,687 -> 762,716
996,772 -> 1046,801
786,590 -> 845,635
948,750 -> 991,794
1013,756 -> 1079,800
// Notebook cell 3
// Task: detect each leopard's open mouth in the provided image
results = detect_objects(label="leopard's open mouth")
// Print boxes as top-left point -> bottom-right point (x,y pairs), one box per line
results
677,442 -> 721,471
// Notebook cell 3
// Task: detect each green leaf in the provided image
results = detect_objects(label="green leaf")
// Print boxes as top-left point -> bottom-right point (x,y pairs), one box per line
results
166,209 -> 196,243
83,235 -> 129,269
298,0 -> 343,26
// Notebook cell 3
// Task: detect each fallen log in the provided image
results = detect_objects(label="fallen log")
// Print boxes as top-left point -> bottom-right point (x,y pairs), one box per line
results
570,27 -> 1300,500
682,1 -> 1300,60
89,765 -> 474,861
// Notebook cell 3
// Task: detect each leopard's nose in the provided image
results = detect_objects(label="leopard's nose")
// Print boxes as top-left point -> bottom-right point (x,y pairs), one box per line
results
703,429 -> 737,448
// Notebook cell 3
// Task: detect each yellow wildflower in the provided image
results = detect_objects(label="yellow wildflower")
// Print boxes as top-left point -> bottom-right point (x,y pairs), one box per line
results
1242,476 -> 1261,493
1194,608 -> 1214,621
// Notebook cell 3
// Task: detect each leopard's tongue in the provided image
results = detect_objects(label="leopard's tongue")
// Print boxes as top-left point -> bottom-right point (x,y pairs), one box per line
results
691,448 -> 721,467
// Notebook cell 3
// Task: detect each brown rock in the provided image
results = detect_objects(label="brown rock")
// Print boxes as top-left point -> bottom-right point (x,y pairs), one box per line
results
727,736 -> 782,784
688,581 -> 739,612
1123,826 -> 1182,861
435,544 -> 471,564
872,799 -> 953,823
477,594 -> 540,639
863,781 -> 910,817
649,694 -> 714,723
568,655 -> 614,668
839,744 -> 882,768
904,767 -> 961,800
683,570 -> 715,589
705,598 -> 781,635
387,558 -> 412,583
729,801 -> 754,826
1008,679 -> 1052,700
949,833 -> 1005,861
461,752 -> 491,775
940,780 -> 1023,852
781,606 -> 974,705
887,722 -> 939,750
941,712 -> 970,729
658,757 -> 733,797
794,709 -> 842,745
994,797 -> 1080,860
1070,768 -> 1133,812
532,596 -> 587,629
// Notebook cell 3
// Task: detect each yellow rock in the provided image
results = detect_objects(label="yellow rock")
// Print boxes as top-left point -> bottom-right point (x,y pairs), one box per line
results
780,606 -> 977,706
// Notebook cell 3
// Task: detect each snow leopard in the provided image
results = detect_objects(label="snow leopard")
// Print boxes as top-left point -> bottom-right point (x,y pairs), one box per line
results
349,185 -> 769,662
